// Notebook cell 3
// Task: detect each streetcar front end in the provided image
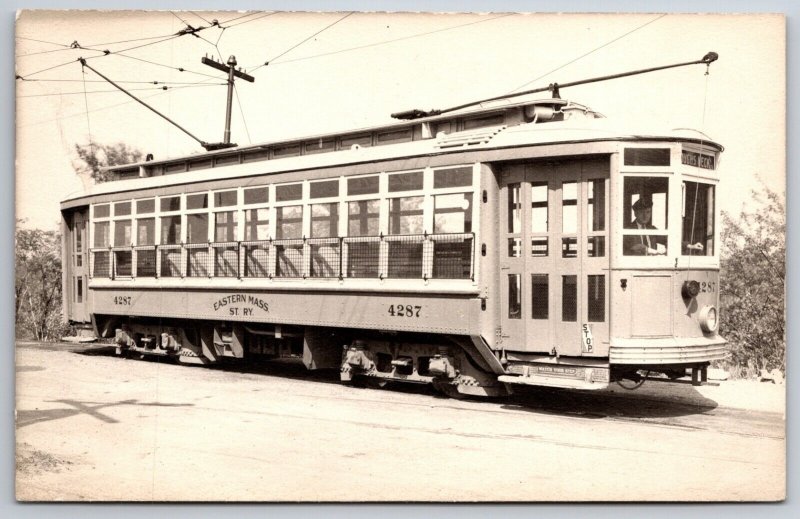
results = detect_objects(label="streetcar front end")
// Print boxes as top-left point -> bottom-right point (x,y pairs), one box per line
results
608,138 -> 726,384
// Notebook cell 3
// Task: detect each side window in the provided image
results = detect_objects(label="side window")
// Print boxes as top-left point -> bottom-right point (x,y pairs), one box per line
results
622,176 -> 669,256
311,203 -> 339,238
348,200 -> 379,236
587,179 -> 606,257
389,196 -> 423,235
94,221 -> 110,247
433,193 -> 472,233
276,206 -> 303,239
214,211 -> 238,242
682,182 -> 715,256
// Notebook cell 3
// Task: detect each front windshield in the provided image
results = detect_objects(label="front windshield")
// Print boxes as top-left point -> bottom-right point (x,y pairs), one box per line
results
622,176 -> 669,256
682,181 -> 715,256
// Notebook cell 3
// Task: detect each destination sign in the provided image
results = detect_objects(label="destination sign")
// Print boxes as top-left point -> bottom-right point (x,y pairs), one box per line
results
212,293 -> 269,316
681,150 -> 715,170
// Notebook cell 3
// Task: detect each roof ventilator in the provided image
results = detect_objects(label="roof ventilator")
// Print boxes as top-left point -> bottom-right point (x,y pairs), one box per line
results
435,125 -> 507,149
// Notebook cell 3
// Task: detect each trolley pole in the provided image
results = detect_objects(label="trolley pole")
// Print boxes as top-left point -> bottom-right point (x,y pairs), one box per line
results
201,54 -> 255,145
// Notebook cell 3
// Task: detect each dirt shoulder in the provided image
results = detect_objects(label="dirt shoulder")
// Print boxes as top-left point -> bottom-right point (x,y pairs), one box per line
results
602,378 -> 786,414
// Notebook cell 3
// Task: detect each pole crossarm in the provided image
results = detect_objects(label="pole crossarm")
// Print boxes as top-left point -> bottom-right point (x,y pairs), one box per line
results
201,57 -> 254,82
202,55 -> 254,144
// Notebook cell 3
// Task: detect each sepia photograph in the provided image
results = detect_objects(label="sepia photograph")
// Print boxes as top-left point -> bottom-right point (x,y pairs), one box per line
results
14,8 -> 786,502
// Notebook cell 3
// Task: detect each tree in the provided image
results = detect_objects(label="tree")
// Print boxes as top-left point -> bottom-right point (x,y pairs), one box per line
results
73,142 -> 143,183
719,187 -> 785,375
15,222 -> 67,341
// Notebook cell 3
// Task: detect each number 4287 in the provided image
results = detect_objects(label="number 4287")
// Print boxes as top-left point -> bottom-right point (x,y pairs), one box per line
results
388,304 -> 421,318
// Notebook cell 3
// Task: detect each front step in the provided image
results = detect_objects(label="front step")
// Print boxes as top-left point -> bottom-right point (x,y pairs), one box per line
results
499,363 -> 610,390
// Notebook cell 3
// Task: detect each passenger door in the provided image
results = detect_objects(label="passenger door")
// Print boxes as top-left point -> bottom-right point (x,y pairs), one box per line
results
68,209 -> 89,322
498,159 -> 609,357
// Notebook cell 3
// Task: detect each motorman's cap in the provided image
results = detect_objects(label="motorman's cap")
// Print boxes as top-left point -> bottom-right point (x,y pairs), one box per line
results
632,196 -> 653,210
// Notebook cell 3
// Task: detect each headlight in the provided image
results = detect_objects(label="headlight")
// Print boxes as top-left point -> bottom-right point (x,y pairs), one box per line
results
699,305 -> 719,333
682,280 -> 700,299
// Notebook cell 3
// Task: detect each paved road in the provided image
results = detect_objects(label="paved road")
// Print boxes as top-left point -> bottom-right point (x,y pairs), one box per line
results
15,342 -> 785,501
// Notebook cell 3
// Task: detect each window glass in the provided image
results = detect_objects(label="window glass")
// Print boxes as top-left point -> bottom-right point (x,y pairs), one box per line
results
310,179 -> 339,199
508,274 -> 521,319
587,179 -> 605,231
187,213 -> 208,243
562,181 -> 577,234
244,187 -> 268,205
276,183 -> 302,202
531,274 -> 548,319
507,183 -> 521,234
161,216 -> 181,245
215,211 -> 238,242
624,148 -> 671,166
136,199 -> 155,214
187,193 -> 208,210
348,200 -> 379,236
277,205 -> 303,239
622,176 -> 669,256
94,204 -> 110,218
311,203 -> 338,238
160,196 -> 181,212
389,196 -> 423,234
434,193 -> 472,233
74,220 -> 83,253
94,222 -> 110,247
137,218 -> 155,246
531,182 -> 548,233
388,171 -> 423,192
114,220 -> 132,247
588,275 -> 606,322
562,275 -> 577,322
214,190 -> 237,207
587,179 -> 606,258
114,201 -> 131,217
347,175 -> 379,196
433,167 -> 472,189
244,208 -> 270,241
682,182 -> 715,256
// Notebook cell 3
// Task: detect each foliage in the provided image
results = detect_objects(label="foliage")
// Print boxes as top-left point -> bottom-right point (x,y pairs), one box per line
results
719,187 -> 785,375
73,142 -> 143,183
15,222 -> 69,341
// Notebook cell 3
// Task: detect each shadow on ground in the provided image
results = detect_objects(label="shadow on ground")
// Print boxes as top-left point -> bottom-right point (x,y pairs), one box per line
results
61,342 -> 718,420
16,398 -> 194,428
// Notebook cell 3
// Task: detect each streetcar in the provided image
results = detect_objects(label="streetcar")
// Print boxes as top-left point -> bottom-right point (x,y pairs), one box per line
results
60,53 -> 726,397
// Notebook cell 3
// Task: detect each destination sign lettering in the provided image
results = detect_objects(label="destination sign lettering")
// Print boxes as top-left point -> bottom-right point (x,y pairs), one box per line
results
681,150 -> 715,170
213,293 -> 269,316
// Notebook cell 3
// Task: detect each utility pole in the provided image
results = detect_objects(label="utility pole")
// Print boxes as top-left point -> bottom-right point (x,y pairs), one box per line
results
201,55 -> 255,145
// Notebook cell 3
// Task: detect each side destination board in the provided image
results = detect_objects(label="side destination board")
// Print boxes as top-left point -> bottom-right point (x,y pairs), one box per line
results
94,288 -> 480,335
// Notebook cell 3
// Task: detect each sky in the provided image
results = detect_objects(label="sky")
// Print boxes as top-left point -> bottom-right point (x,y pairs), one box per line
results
14,9 -> 786,231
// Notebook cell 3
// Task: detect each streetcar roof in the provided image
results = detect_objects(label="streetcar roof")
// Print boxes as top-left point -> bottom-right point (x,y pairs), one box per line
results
62,97 -> 723,205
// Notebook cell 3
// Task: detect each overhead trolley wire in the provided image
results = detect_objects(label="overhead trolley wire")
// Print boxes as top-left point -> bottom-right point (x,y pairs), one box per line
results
18,83 -> 227,98
223,11 -> 278,29
18,27 -> 200,80
16,35 -> 71,48
509,13 -> 668,93
256,12 -> 516,68
18,77 -> 224,85
19,83 -> 223,128
103,52 -> 222,79
217,11 -> 265,27
233,83 -> 252,144
83,32 -> 179,48
249,11 -> 354,73
189,11 -> 213,25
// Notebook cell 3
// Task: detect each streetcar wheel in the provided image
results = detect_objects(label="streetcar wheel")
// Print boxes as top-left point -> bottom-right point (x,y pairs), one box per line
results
432,380 -> 464,399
